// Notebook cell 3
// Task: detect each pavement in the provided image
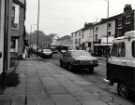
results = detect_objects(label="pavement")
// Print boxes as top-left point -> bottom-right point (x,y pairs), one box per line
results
0,56 -> 134,105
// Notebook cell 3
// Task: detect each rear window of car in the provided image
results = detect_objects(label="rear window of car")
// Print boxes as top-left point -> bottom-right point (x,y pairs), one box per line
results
43,49 -> 51,52
132,41 -> 135,57
71,51 -> 91,57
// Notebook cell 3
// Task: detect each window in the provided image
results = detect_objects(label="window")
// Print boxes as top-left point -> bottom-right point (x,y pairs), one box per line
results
75,33 -> 77,37
111,42 -> 125,57
79,31 -> 81,37
11,3 -> 20,29
95,34 -> 98,41
75,39 -> 77,44
95,27 -> 98,32
126,15 -> 131,24
118,42 -> 125,57
108,23 -> 111,28
118,29 -> 122,37
118,18 -> 122,26
78,38 -> 81,45
111,43 -> 118,57
132,41 -> 135,57
108,32 -> 111,36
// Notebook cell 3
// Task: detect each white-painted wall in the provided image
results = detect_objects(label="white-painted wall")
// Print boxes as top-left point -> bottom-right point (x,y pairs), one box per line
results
94,20 -> 115,45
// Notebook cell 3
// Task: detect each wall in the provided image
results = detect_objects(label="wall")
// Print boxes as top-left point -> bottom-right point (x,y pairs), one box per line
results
0,0 -> 5,74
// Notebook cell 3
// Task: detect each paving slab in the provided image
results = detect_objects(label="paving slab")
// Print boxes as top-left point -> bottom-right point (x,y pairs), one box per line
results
52,94 -> 81,105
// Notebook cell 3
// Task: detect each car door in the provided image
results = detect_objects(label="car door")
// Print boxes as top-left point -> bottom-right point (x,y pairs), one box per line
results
0,0 -> 5,74
63,52 -> 70,65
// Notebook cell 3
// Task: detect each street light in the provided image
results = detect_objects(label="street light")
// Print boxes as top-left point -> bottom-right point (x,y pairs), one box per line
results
30,24 -> 37,47
37,0 -> 40,57
104,0 -> 109,56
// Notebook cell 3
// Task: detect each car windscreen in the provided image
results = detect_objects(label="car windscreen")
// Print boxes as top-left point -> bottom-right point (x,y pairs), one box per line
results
71,51 -> 91,58
43,49 -> 51,52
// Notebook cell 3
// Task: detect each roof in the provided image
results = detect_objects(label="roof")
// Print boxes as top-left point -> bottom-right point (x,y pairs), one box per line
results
57,35 -> 71,41
94,9 -> 135,26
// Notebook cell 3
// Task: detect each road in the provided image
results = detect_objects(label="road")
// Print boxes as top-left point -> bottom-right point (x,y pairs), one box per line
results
40,53 -> 134,105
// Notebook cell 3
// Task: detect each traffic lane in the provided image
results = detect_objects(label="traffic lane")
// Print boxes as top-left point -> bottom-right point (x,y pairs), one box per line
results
48,57 -> 135,104
39,59 -> 134,105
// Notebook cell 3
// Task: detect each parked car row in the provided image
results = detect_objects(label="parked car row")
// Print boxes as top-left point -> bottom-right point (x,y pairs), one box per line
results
33,48 -> 53,58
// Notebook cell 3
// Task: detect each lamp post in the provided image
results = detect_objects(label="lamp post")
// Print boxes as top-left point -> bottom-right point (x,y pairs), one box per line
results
37,0 -> 40,57
104,0 -> 109,57
30,24 -> 37,48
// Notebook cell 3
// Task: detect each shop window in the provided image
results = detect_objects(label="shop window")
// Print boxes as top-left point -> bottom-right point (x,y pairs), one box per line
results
11,3 -> 20,29
132,41 -> 135,57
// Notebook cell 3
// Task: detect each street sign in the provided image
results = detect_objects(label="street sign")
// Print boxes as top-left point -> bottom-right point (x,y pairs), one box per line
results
0,0 -> 5,74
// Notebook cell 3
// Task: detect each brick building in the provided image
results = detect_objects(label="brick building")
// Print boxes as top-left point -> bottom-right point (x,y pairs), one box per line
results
115,5 -> 134,37
10,0 -> 26,58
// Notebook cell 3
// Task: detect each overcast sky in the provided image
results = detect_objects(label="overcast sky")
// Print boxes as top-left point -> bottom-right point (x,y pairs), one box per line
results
25,0 -> 135,36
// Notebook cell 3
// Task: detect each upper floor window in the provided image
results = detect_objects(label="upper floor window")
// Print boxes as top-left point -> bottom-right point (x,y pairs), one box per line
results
108,23 -> 111,28
71,34 -> 73,38
117,29 -> 122,37
75,39 -> 77,44
126,15 -> 131,24
95,34 -> 98,42
95,27 -> 99,33
118,18 -> 122,26
108,32 -> 111,36
11,3 -> 20,29
79,31 -> 81,37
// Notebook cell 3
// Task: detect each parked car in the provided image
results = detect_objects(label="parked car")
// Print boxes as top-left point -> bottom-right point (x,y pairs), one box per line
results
60,50 -> 66,54
42,49 -> 52,58
52,50 -> 59,54
106,31 -> 135,98
59,50 -> 98,72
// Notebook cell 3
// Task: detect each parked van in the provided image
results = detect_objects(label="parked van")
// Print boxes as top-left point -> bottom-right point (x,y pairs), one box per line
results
106,31 -> 135,98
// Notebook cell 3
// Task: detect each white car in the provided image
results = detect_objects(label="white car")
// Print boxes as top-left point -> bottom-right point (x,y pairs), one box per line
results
42,49 -> 52,58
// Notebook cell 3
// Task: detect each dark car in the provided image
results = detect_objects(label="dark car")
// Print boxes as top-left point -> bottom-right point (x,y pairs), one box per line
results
59,50 -> 98,72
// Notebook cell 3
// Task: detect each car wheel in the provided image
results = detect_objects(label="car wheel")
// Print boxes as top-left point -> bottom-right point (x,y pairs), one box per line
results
117,82 -> 129,98
68,64 -> 73,71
